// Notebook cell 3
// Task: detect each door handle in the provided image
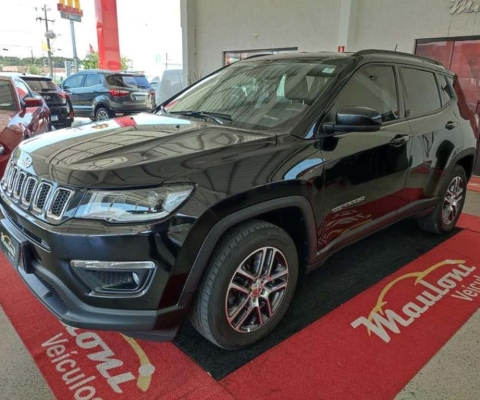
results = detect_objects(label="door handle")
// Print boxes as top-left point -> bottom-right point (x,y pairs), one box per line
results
445,121 -> 458,130
390,134 -> 410,147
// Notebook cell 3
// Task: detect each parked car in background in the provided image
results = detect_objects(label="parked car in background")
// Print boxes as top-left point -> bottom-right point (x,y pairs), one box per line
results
0,74 -> 50,175
21,75 -> 74,129
155,69 -> 185,106
61,70 -> 155,121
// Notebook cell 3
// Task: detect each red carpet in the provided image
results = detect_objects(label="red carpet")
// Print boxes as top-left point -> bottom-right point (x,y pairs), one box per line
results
468,176 -> 480,193
1,214 -> 480,399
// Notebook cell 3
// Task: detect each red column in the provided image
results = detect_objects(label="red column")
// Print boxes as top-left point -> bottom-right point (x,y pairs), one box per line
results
94,0 -> 121,71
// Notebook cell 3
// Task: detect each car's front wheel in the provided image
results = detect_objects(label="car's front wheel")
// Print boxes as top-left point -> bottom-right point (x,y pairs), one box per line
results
190,220 -> 298,350
95,106 -> 110,121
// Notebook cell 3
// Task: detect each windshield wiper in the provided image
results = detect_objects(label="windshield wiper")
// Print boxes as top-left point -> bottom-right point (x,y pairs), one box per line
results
169,111 -> 232,125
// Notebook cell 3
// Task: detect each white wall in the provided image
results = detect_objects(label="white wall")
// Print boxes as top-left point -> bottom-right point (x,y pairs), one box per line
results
355,0 -> 480,53
187,0 -> 480,74
194,0 -> 342,74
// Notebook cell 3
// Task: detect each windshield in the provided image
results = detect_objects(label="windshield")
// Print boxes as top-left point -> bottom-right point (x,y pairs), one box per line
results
106,74 -> 151,89
162,59 -> 347,130
23,79 -> 58,92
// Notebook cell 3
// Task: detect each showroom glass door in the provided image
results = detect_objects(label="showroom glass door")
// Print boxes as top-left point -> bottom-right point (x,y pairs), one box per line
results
416,36 -> 480,175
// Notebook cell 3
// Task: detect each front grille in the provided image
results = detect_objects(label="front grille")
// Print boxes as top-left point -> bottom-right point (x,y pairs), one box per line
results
34,272 -> 65,304
2,159 -> 75,221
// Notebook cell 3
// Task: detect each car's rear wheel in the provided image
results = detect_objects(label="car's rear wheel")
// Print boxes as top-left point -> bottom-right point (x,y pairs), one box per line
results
190,220 -> 298,350
418,165 -> 467,234
95,107 -> 110,121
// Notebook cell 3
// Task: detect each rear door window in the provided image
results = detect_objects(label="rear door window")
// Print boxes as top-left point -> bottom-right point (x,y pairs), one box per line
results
106,75 -> 150,89
0,80 -> 16,111
84,74 -> 102,87
401,68 -> 442,118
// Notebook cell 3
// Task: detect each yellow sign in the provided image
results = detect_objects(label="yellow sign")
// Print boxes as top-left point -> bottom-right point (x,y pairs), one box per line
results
57,0 -> 83,17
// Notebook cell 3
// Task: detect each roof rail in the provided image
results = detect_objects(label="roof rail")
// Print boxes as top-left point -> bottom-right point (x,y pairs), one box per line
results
353,49 -> 443,67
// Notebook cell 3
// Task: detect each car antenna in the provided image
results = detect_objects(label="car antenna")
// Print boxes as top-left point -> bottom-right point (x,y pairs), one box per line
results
394,44 -> 398,52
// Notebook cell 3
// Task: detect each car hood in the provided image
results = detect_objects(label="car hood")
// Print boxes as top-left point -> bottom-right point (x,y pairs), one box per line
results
17,113 -> 277,188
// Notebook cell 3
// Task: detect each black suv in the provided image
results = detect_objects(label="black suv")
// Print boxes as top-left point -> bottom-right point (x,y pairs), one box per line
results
19,75 -> 74,129
0,50 -> 477,350
60,70 -> 154,121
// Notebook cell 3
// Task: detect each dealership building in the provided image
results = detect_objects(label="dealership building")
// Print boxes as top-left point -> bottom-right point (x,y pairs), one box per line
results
182,0 -> 480,111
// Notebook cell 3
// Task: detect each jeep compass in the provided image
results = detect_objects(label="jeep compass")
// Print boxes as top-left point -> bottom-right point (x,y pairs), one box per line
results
0,50 -> 477,350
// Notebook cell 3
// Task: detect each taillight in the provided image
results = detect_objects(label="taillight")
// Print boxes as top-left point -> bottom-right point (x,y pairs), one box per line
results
58,91 -> 69,99
110,89 -> 129,97
150,90 -> 155,97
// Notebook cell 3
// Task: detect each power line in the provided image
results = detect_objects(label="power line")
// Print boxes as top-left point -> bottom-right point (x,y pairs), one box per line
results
36,4 -> 55,77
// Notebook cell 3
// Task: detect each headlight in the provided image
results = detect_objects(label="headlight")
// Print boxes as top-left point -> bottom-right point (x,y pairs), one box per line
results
75,184 -> 194,223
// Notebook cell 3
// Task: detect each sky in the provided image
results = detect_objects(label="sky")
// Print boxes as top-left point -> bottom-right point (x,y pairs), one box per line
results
0,0 -> 183,78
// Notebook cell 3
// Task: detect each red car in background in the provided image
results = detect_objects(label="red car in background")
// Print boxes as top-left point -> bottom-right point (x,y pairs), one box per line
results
0,74 -> 50,176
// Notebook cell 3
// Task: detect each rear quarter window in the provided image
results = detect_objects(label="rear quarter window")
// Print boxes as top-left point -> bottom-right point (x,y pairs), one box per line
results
401,68 -> 442,118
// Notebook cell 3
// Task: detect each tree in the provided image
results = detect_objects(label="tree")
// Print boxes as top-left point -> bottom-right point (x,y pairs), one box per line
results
81,52 -> 132,71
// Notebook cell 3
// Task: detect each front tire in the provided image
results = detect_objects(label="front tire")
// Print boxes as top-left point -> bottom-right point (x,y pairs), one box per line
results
418,165 -> 467,234
190,220 -> 298,350
95,107 -> 110,121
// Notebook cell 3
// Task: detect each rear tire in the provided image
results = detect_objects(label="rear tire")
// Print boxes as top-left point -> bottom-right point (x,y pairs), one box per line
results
190,220 -> 298,350
418,165 -> 467,234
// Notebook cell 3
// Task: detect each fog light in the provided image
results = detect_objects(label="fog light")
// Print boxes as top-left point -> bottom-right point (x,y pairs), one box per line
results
70,260 -> 155,295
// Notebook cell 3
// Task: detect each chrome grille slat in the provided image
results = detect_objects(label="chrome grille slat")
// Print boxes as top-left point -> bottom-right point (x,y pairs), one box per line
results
21,177 -> 38,206
47,188 -> 74,220
2,159 -> 75,221
13,172 -> 26,200
6,167 -> 18,194
32,182 -> 53,214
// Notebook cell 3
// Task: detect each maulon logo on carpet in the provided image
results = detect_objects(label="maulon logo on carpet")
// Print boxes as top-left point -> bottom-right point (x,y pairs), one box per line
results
41,324 -> 155,399
351,259 -> 480,343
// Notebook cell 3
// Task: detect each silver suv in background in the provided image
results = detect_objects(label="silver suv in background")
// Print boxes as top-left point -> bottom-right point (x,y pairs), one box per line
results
61,70 -> 155,121
155,69 -> 185,106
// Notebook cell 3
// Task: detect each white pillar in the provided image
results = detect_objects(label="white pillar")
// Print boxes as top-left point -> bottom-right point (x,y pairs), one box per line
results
337,0 -> 359,52
181,0 -> 197,85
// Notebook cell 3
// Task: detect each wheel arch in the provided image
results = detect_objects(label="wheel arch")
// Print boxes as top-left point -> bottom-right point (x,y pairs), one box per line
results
179,196 -> 318,306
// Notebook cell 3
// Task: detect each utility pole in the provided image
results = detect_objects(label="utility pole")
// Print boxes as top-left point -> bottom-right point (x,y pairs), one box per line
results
37,5 -> 55,77
70,20 -> 79,73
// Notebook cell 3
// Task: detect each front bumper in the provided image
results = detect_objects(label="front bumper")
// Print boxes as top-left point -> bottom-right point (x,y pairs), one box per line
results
0,211 -> 187,342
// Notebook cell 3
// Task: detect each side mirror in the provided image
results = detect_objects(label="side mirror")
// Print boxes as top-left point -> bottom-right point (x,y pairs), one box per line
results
63,85 -> 70,90
23,97 -> 43,108
322,106 -> 383,134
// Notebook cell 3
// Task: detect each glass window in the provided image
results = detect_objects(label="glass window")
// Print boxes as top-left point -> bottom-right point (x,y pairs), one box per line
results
64,74 -> 84,89
439,75 -> 456,104
84,74 -> 102,87
329,66 -> 399,123
22,79 -> 58,93
402,68 -> 442,117
14,80 -> 32,99
106,74 -> 150,89
224,48 -> 298,66
163,59 -> 348,131
0,80 -> 16,111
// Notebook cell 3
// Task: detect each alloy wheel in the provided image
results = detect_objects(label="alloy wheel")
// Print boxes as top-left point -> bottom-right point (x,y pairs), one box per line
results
96,109 -> 109,121
225,247 -> 289,334
443,176 -> 464,225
